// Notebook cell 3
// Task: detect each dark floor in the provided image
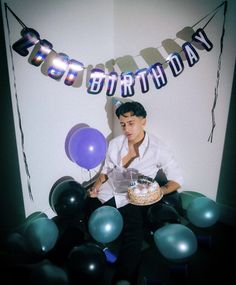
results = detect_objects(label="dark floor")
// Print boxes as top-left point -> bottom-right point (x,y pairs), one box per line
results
0,216 -> 235,285
138,221 -> 236,284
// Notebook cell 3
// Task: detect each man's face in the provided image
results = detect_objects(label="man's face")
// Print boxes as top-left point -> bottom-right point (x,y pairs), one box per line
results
119,112 -> 146,142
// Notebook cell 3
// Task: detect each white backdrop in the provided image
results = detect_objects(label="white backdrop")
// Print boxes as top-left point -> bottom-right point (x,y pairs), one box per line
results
1,0 -> 236,218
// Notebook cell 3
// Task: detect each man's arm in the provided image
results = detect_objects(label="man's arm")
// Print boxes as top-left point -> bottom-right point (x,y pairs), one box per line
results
88,173 -> 108,197
160,180 -> 181,195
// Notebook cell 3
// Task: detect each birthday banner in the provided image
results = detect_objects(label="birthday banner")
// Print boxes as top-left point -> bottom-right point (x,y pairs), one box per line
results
4,2 -> 227,140
4,2 -> 228,98
12,26 -> 213,98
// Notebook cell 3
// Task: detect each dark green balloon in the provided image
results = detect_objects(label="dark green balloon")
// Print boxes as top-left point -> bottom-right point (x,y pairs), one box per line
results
24,217 -> 59,254
154,223 -> 198,261
28,260 -> 69,285
88,206 -> 123,244
180,191 -> 206,210
5,232 -> 31,263
186,197 -> 220,228
19,211 -> 48,234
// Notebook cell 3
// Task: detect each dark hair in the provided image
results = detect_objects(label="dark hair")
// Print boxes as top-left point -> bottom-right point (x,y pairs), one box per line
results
115,101 -> 147,118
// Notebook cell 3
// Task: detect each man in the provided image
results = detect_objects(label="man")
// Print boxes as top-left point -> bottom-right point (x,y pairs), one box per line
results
88,101 -> 184,284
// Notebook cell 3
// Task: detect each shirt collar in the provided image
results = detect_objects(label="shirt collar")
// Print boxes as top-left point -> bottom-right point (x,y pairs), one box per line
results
121,131 -> 149,159
139,132 -> 149,158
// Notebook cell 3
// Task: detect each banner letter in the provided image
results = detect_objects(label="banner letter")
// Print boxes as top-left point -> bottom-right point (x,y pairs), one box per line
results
121,72 -> 135,97
149,63 -> 167,89
135,68 -> 149,93
12,28 -> 40,57
182,42 -> 199,67
30,39 -> 53,66
192,28 -> 213,51
106,71 -> 118,96
167,53 -> 184,77
48,53 -> 69,80
64,60 -> 84,86
87,69 -> 105,94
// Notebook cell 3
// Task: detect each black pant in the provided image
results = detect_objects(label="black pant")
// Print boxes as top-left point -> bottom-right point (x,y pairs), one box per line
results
85,197 -> 144,284
85,191 -> 182,285
112,202 -> 147,285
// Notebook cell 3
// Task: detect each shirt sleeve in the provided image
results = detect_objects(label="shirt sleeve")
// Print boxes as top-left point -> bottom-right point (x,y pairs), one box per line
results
157,142 -> 184,186
101,139 -> 116,175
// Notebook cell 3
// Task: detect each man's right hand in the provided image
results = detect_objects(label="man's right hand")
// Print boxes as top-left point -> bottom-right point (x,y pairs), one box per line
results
88,186 -> 99,198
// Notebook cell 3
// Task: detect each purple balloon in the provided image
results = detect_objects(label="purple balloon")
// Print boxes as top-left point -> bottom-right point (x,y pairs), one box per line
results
65,123 -> 90,161
68,127 -> 107,169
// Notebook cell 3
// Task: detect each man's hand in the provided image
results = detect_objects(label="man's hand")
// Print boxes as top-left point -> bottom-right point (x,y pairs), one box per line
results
87,173 -> 108,198
160,181 -> 181,195
88,186 -> 99,198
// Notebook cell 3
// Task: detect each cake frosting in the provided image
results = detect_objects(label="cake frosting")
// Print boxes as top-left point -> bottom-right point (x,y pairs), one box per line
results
128,176 -> 163,205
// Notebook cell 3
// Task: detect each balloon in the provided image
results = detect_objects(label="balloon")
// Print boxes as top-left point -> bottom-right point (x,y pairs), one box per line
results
154,224 -> 198,261
67,243 -> 106,282
146,204 -> 181,231
180,191 -> 206,210
49,176 -> 74,206
88,206 -> 123,244
25,211 -> 48,222
19,211 -> 48,234
28,260 -> 69,285
161,191 -> 183,215
48,220 -> 85,266
65,123 -> 90,161
68,127 -> 107,169
50,179 -> 87,217
186,197 -> 220,228
5,232 -> 32,263
24,217 -> 59,254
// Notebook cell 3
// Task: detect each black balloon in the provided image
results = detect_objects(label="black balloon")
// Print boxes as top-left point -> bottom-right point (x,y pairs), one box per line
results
50,179 -> 87,217
67,243 -> 106,283
161,191 -> 183,215
147,203 -> 181,231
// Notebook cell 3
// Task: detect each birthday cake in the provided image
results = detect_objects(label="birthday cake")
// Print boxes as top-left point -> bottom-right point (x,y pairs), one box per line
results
128,176 -> 163,206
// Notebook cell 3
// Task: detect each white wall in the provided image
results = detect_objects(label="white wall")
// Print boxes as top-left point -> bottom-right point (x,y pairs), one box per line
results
1,0 -> 236,218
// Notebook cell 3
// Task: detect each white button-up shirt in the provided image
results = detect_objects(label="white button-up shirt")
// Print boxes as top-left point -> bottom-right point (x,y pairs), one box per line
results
97,132 -> 184,208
